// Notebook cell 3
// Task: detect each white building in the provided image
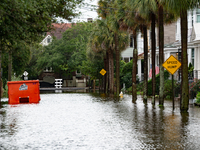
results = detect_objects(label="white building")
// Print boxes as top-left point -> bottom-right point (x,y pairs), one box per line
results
121,8 -> 200,81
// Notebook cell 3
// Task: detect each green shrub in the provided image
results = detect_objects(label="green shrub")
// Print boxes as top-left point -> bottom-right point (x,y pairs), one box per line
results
147,70 -> 170,96
3,84 -> 8,98
189,79 -> 200,98
196,92 -> 200,104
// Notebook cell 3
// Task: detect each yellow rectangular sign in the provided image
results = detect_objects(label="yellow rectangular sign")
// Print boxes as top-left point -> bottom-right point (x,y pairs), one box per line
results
162,55 -> 181,75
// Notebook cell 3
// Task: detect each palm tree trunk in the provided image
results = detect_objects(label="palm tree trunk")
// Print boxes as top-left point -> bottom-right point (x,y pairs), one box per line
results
106,51 -> 109,94
132,30 -> 138,102
8,51 -> 12,81
0,48 -> 2,101
158,4 -> 164,106
143,25 -> 148,102
151,12 -> 156,105
108,48 -> 114,94
115,33 -> 120,96
180,9 -> 189,112
93,79 -> 96,93
104,55 -> 107,93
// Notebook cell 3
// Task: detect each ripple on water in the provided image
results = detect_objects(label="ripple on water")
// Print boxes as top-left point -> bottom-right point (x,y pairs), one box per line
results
0,93 -> 200,149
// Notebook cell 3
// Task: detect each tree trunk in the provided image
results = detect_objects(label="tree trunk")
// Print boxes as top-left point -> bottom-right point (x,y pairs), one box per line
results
158,4 -> 164,106
151,12 -> 156,105
143,25 -> 148,102
106,51 -> 109,94
115,33 -> 120,96
93,79 -> 96,93
104,55 -> 107,93
132,30 -> 138,102
0,48 -> 2,101
8,51 -> 12,81
180,10 -> 189,112
108,48 -> 114,94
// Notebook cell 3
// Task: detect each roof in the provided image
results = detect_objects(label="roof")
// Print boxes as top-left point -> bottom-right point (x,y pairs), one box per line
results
46,23 -> 72,39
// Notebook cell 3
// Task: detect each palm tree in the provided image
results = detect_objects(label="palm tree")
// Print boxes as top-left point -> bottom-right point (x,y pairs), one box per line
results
165,0 -> 199,112
98,0 -> 129,96
133,0 -> 177,105
114,0 -> 140,102
129,0 -> 153,102
88,19 -> 115,93
158,3 -> 165,106
151,12 -> 156,105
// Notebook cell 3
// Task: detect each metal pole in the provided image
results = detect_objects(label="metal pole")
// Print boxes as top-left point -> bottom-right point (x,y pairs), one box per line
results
172,74 -> 174,111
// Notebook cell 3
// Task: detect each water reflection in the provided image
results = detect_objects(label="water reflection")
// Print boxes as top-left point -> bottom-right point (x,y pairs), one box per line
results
0,94 -> 200,149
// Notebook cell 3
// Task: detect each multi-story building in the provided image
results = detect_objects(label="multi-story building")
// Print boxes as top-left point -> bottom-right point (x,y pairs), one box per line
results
121,8 -> 200,81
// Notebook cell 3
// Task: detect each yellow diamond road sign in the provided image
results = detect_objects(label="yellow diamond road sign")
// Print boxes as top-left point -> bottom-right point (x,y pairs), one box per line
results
100,69 -> 106,76
162,55 -> 181,75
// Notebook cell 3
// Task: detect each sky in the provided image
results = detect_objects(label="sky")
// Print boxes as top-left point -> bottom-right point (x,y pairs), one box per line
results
58,0 -> 99,23
75,0 -> 99,22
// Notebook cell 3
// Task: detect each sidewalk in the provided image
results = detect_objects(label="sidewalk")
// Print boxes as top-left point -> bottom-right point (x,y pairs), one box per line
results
40,87 -> 89,91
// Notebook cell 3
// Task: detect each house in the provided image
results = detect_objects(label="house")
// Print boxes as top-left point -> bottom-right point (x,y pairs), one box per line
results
40,23 -> 72,46
39,23 -> 87,87
121,8 -> 200,82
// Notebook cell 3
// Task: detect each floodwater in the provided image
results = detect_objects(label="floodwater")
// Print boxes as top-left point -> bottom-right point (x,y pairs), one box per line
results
1,93 -> 200,150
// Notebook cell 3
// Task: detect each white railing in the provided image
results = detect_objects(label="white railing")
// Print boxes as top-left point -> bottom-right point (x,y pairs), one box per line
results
55,79 -> 62,88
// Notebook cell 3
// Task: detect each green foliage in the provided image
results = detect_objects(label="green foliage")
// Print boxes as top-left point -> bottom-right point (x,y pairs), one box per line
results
147,70 -> 170,96
196,92 -> 200,104
0,0 -> 83,46
120,59 -> 140,90
133,70 -> 171,97
120,60 -> 131,89
188,62 -> 194,74
3,75 -> 22,98
80,51 -> 104,80
33,22 -> 93,79
25,44 -> 45,79
189,79 -> 200,99
0,0 -> 83,82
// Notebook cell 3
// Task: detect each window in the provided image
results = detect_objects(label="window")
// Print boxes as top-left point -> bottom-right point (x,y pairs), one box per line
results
124,57 -> 129,63
196,8 -> 200,23
192,11 -> 194,26
192,48 -> 194,66
47,38 -> 51,43
141,59 -> 144,73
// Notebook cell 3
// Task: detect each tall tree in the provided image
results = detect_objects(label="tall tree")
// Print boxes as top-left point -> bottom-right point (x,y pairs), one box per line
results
158,3 -> 165,106
0,0 -> 83,101
116,0 -> 139,101
98,1 -> 129,95
151,12 -> 156,105
165,0 -> 200,112
87,19 -> 115,93
132,32 -> 138,102
143,25 -> 148,102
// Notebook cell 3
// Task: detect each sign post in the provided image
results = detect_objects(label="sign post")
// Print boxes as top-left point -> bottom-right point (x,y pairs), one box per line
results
162,55 -> 181,111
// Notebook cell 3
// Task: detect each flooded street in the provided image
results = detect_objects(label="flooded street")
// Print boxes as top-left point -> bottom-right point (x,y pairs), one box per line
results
1,93 -> 200,149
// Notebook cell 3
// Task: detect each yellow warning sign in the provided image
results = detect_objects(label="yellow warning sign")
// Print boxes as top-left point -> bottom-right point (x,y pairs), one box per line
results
162,55 -> 181,75
100,69 -> 106,76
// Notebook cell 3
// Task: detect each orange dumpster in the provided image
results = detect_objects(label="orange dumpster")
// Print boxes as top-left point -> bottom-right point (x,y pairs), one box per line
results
7,80 -> 41,104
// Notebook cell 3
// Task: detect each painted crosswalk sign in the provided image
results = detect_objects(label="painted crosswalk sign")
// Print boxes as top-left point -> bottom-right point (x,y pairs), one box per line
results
162,55 -> 181,75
